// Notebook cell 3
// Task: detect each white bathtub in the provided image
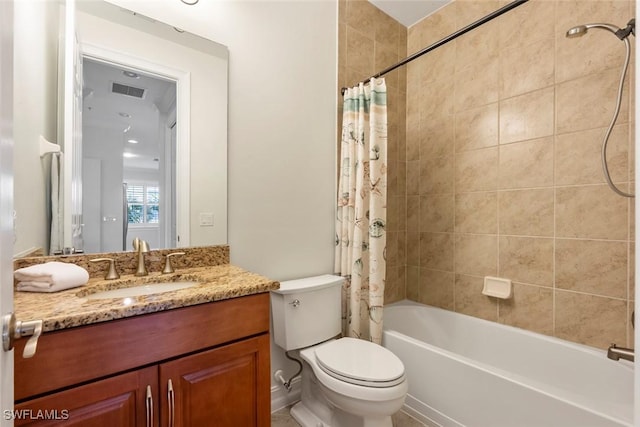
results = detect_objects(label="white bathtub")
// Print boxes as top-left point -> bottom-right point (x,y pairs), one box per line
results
382,300 -> 633,427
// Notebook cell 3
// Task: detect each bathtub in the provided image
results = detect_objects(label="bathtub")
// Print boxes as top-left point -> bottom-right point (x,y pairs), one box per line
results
382,300 -> 633,427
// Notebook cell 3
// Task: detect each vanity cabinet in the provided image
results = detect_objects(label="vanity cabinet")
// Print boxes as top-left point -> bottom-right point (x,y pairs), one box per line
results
14,293 -> 271,426
160,336 -> 267,426
15,367 -> 156,426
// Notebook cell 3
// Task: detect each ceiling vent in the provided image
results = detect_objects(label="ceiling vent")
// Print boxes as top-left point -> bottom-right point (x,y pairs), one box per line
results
112,82 -> 146,99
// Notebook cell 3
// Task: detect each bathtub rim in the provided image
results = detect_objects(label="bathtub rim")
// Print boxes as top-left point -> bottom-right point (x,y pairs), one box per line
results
384,299 -> 633,367
382,299 -> 633,427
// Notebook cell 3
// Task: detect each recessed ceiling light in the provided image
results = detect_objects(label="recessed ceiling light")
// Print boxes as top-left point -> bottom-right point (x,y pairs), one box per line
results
123,152 -> 138,158
123,71 -> 140,79
127,139 -> 139,144
118,112 -> 131,118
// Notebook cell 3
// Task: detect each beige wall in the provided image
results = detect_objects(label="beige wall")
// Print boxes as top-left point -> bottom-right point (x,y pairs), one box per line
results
407,0 -> 636,350
340,0 -> 636,350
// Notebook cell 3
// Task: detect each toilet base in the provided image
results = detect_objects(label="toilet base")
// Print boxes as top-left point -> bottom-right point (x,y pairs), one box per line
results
290,356 -> 334,427
290,400 -> 393,427
290,356 -> 394,427
291,400 -> 332,427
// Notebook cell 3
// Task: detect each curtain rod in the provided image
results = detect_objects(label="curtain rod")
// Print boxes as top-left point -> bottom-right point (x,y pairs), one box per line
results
340,0 -> 529,95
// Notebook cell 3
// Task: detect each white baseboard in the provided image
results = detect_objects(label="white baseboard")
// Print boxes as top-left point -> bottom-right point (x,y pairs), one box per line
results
271,377 -> 302,413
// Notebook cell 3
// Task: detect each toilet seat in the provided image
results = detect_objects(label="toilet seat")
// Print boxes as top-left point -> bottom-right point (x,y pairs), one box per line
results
314,337 -> 405,388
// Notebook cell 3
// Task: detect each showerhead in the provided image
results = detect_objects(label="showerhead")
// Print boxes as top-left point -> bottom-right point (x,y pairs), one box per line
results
565,23 -> 621,38
566,25 -> 589,38
565,20 -> 635,40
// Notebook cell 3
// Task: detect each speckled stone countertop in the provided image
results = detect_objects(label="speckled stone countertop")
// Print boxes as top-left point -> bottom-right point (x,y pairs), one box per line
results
13,246 -> 279,332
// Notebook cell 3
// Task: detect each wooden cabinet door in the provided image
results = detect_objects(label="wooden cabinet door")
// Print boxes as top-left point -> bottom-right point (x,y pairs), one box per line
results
159,334 -> 270,427
14,366 -> 157,427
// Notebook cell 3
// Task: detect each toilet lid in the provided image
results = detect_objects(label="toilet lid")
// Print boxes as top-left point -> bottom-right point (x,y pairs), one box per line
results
314,338 -> 405,388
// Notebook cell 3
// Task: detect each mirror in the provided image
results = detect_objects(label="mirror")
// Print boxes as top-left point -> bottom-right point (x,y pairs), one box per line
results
81,58 -> 178,253
13,0 -> 228,257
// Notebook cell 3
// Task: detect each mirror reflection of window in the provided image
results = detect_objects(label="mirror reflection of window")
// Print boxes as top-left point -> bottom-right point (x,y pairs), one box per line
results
126,183 -> 159,225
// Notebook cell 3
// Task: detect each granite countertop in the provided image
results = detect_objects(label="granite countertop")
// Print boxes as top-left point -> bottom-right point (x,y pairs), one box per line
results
14,264 -> 279,332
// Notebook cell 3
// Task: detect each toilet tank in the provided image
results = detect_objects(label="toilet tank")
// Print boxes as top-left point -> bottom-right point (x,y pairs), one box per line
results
271,275 -> 344,351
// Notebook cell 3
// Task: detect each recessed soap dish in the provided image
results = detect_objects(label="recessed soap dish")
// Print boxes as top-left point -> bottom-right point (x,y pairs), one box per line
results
482,276 -> 512,299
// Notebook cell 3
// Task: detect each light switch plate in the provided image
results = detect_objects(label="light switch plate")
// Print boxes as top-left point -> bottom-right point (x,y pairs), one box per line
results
199,212 -> 214,227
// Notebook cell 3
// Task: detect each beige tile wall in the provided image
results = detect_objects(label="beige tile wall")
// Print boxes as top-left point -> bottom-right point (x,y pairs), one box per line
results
338,0 -> 635,350
406,0 -> 636,350
338,0 -> 408,304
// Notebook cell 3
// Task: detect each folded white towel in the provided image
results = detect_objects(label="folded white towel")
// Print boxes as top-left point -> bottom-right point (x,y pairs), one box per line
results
15,261 -> 89,293
17,281 -> 78,293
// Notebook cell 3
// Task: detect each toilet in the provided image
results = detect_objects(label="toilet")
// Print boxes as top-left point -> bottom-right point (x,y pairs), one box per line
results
271,275 -> 408,427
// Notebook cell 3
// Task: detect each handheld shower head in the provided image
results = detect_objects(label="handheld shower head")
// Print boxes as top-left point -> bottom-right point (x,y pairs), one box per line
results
566,25 -> 589,38
564,18 -> 635,198
565,23 -> 622,38
565,20 -> 635,40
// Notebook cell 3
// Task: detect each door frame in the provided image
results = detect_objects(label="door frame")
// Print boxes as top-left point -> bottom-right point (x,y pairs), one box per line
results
0,0 -> 14,423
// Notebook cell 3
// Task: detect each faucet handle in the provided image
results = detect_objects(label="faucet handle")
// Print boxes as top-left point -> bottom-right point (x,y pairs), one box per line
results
607,343 -> 635,362
132,238 -> 149,253
90,258 -> 120,280
163,252 -> 186,274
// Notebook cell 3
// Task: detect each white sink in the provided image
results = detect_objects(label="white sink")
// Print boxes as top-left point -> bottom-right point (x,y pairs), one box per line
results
85,281 -> 199,300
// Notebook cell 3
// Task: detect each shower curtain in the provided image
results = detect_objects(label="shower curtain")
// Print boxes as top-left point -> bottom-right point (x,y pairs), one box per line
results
335,78 -> 388,344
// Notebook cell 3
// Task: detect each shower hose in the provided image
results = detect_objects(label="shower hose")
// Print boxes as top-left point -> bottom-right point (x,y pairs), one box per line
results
602,34 -> 634,198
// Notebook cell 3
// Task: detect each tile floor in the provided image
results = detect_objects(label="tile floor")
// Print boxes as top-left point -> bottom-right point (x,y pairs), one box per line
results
271,406 -> 426,426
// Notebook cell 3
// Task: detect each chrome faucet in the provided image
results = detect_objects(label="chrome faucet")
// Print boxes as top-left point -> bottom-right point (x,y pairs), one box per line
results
132,238 -> 150,276
607,344 -> 634,362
